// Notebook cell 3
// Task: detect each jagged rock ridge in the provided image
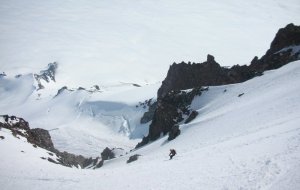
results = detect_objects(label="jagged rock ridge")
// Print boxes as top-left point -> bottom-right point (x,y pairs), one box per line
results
158,23 -> 300,99
137,23 -> 300,148
34,62 -> 58,90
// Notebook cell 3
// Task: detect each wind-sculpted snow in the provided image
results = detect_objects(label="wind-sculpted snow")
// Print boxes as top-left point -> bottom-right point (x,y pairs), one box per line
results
0,74 -> 35,108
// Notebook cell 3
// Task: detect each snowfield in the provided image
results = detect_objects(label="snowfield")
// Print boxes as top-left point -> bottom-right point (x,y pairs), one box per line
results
1,61 -> 300,190
0,71 -> 160,156
1,0 -> 300,189
0,0 -> 300,87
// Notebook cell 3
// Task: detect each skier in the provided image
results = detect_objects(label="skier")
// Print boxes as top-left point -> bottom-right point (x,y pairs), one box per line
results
169,149 -> 176,160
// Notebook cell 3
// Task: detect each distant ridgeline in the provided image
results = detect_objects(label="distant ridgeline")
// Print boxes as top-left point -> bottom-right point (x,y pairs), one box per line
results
136,23 -> 300,148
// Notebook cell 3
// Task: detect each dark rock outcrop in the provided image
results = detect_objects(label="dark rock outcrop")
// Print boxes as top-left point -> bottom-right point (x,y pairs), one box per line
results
267,23 -> 300,54
137,23 -> 300,148
140,99 -> 157,124
250,23 -> 300,71
158,24 -> 300,100
149,88 -> 202,140
168,125 -> 181,141
136,88 -> 203,148
34,62 -> 58,90
0,115 -> 101,169
184,110 -> 199,124
54,85 -> 101,98
29,128 -> 55,151
101,147 -> 115,160
127,154 -> 141,163
54,86 -> 70,97
158,55 -> 231,99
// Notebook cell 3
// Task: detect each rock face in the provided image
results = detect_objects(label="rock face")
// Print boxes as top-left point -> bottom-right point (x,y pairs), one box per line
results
137,23 -> 300,148
127,154 -> 141,163
140,99 -> 157,124
29,128 -> 55,151
250,23 -> 300,71
0,115 -> 102,169
101,147 -> 115,160
168,125 -> 181,141
157,55 -> 256,99
136,87 -> 203,148
158,24 -> 300,100
34,62 -> 58,90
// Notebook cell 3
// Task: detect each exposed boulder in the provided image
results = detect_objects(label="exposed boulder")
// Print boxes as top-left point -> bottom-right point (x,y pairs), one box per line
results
101,147 -> 115,160
127,154 -> 141,163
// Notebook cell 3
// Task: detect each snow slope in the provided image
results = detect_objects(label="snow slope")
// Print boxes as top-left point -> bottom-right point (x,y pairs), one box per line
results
0,71 -> 160,156
1,60 -> 300,190
1,0 -> 299,86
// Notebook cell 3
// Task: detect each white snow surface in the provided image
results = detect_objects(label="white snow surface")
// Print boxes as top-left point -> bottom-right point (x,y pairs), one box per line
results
0,0 -> 300,87
0,72 -> 159,156
1,60 -> 300,189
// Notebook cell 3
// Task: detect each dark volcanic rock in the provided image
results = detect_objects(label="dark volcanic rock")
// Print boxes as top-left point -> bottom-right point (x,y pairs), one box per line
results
29,128 -> 55,151
149,88 -> 202,141
157,55 -> 256,99
250,23 -> 300,71
137,23 -> 300,148
127,154 -> 141,163
184,110 -> 199,124
268,23 -> 300,54
55,151 -> 101,168
101,147 -> 115,160
168,125 -> 181,141
0,115 -> 101,169
158,55 -> 229,99
136,87 -> 203,148
140,100 -> 157,124
158,24 -> 300,100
